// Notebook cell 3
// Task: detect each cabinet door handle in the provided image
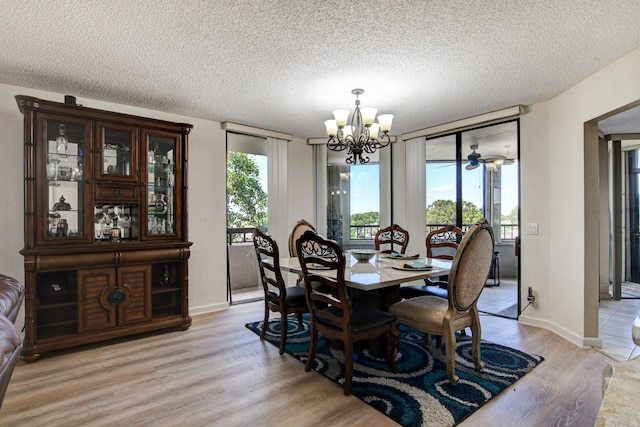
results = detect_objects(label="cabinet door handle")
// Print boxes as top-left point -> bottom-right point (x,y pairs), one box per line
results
113,189 -> 121,197
108,289 -> 126,306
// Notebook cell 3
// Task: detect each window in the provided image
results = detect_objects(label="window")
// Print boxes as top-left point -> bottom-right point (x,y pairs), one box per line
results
425,121 -> 519,240
500,162 -> 519,240
326,149 -> 381,247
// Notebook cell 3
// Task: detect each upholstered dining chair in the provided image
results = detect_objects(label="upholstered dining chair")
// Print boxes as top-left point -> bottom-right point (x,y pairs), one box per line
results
399,225 -> 465,300
288,219 -> 316,285
288,219 -> 316,258
389,218 -> 495,385
374,224 -> 410,254
296,230 -> 399,396
253,228 -> 309,354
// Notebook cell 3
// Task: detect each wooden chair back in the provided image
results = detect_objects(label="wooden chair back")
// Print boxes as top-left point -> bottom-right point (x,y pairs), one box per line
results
296,230 -> 350,327
374,224 -> 409,254
288,219 -> 316,257
253,228 -> 287,308
426,225 -> 465,260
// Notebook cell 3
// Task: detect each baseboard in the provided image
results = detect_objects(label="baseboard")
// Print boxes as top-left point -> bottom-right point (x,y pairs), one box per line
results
189,301 -> 229,316
518,314 -> 601,348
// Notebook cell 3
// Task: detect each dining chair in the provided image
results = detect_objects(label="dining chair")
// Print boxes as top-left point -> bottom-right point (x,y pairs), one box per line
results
253,228 -> 309,354
374,224 -> 410,254
288,219 -> 317,285
296,230 -> 399,396
288,219 -> 316,258
389,218 -> 495,385
399,225 -> 465,300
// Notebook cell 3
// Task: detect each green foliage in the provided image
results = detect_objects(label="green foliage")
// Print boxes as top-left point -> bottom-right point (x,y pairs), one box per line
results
426,199 -> 483,225
226,152 -> 267,228
501,206 -> 519,224
350,211 -> 379,225
349,211 -> 379,239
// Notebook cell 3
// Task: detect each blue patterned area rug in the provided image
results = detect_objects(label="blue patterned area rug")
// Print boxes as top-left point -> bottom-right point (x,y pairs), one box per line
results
245,315 -> 543,427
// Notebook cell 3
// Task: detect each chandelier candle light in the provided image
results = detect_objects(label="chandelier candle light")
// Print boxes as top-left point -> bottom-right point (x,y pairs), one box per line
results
324,88 -> 393,165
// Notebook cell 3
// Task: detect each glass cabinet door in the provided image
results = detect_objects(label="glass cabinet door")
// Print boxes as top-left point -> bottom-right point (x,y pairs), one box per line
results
43,115 -> 91,242
95,122 -> 138,182
145,131 -> 178,237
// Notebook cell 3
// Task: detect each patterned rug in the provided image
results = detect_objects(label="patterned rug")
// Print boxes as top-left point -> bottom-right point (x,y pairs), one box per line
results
245,314 -> 543,427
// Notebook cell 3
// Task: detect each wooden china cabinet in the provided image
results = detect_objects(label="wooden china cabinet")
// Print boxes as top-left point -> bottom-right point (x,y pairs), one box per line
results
16,95 -> 193,361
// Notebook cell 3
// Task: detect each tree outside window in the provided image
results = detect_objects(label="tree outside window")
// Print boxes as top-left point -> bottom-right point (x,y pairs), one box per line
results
226,152 -> 267,235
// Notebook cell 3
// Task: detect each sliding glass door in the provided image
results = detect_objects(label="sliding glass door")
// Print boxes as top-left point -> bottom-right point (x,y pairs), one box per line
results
426,120 -> 520,317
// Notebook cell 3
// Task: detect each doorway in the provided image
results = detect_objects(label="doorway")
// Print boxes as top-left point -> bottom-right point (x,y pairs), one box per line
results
226,132 -> 268,305
610,140 -> 640,299
594,104 -> 640,361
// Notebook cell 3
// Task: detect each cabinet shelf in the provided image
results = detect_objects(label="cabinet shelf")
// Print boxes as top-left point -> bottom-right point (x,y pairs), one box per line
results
152,286 -> 180,294
37,301 -> 76,310
152,308 -> 181,318
37,319 -> 77,329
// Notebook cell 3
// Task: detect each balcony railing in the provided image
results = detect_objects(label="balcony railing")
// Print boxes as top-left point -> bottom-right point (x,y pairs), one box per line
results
227,227 -> 261,244
227,223 -> 519,244
348,224 -> 519,241
349,225 -> 379,240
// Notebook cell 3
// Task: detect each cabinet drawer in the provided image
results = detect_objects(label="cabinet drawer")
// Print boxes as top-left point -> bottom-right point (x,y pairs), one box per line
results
95,184 -> 138,202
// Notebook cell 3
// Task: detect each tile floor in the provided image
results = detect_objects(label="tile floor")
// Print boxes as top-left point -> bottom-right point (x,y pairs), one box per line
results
599,296 -> 640,361
477,277 -> 518,318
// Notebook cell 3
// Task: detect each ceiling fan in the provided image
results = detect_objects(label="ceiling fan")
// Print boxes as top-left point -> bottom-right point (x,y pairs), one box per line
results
465,144 -> 510,171
465,144 -> 483,170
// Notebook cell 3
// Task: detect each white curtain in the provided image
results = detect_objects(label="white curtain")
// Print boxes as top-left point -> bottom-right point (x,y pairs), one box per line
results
315,144 -> 327,236
405,137 -> 426,256
267,137 -> 289,250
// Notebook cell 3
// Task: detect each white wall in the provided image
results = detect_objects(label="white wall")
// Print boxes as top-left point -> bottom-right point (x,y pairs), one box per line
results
519,46 -> 640,346
287,137 -> 315,234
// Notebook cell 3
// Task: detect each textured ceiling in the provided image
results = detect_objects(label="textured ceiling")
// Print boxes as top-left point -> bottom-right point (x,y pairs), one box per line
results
1,0 -> 640,139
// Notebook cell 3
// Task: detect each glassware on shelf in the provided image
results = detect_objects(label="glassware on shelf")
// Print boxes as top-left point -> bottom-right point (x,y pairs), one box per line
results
55,124 -> 68,156
110,218 -> 121,242
47,156 -> 60,186
48,212 -> 61,236
95,209 -> 107,240
73,146 -> 83,181
148,194 -> 168,215
56,218 -> 68,237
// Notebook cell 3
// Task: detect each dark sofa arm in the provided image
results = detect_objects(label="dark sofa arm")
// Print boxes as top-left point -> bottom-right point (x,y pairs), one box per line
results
0,274 -> 25,324
0,315 -> 21,410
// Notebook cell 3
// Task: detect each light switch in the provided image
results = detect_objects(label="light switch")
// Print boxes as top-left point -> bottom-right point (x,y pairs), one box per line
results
525,223 -> 539,235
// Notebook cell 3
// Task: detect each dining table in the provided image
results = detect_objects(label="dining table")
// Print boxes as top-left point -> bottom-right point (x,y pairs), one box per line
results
279,252 -> 452,311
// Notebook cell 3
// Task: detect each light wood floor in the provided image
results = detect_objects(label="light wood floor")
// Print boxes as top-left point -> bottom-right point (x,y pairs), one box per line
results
2,301 -> 613,427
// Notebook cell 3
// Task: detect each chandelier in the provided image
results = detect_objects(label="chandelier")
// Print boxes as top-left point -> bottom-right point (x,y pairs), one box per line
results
324,88 -> 393,165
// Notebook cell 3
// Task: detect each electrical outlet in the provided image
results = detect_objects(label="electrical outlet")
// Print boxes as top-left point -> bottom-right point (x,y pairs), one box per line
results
527,286 -> 536,304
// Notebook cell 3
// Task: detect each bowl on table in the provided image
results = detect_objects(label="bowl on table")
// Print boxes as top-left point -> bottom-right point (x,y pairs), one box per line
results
349,249 -> 377,263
